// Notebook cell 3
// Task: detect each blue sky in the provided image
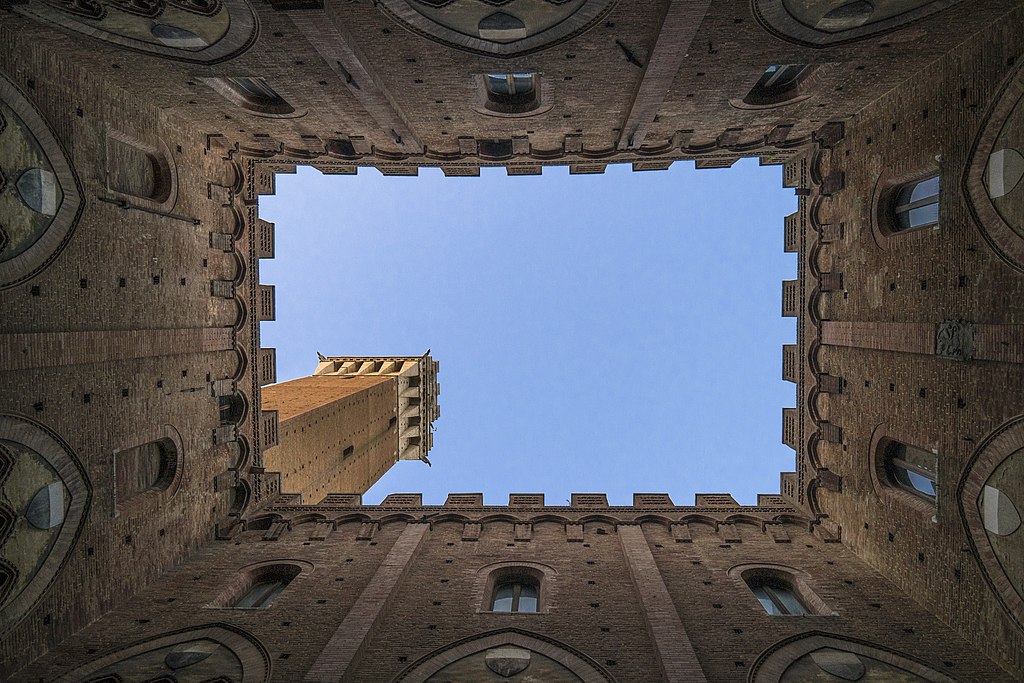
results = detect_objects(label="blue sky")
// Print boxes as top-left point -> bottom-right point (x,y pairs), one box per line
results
260,159 -> 797,505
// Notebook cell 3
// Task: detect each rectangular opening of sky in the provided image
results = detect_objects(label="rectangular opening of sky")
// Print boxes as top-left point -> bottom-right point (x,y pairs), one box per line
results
259,160 -> 797,505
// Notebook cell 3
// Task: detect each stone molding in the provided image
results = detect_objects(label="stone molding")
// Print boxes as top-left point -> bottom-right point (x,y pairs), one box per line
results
55,623 -> 271,682
392,627 -> 616,682
373,0 -> 617,58
14,0 -> 258,64
751,0 -> 964,47
0,72 -> 83,290
964,58 -> 1024,273
0,415 -> 90,638
957,415 -> 1024,631
748,631 -> 955,682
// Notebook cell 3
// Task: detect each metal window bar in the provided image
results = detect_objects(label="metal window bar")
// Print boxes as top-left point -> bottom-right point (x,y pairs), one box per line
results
235,579 -> 286,608
893,176 -> 940,230
890,457 -> 937,499
755,583 -> 807,615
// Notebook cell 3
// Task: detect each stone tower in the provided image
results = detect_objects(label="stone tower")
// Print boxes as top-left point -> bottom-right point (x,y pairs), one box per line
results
260,354 -> 441,501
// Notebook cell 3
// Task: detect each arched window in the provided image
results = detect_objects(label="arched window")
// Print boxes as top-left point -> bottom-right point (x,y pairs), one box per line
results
222,563 -> 302,609
491,580 -> 539,613
892,175 -> 940,232
204,76 -> 296,116
747,574 -> 809,615
234,578 -> 288,609
115,438 -> 178,500
732,565 -> 833,617
884,441 -> 937,502
479,72 -> 547,116
743,64 -> 814,106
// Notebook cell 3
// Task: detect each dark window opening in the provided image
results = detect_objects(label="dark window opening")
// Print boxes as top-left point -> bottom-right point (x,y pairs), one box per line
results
744,64 -> 813,106
229,564 -> 301,609
212,77 -> 295,115
116,438 -> 177,500
484,73 -> 541,115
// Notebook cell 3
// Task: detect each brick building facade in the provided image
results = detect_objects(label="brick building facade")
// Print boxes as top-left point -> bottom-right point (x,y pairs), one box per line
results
0,0 -> 1022,680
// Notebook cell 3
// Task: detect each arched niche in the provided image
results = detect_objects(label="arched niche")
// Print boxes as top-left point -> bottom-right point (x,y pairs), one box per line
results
0,414 -> 90,635
393,628 -> 615,682
104,130 -> 177,210
375,0 -> 617,57
14,0 -> 257,64
57,623 -> 270,682
750,631 -> 955,681
964,61 -> 1024,273
958,415 -> 1024,630
752,0 -> 963,47
0,72 -> 83,290
112,425 -> 185,513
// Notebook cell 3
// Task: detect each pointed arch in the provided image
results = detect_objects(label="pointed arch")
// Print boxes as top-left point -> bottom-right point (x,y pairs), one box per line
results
958,415 -> 1024,630
57,623 -> 270,682
749,631 -> 955,682
0,415 -> 90,635
393,628 -> 616,682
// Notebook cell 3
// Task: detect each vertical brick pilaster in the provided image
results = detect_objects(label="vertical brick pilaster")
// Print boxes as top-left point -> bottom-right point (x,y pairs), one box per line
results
0,327 -> 234,371
820,321 -> 933,354
304,523 -> 428,682
619,525 -> 707,682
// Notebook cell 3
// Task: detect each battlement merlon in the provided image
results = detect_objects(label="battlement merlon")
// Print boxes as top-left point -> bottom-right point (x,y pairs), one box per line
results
313,353 -> 441,462
264,491 -> 796,511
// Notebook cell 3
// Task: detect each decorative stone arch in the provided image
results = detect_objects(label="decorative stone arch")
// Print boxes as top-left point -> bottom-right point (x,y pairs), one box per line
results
56,623 -> 271,682
958,415 -> 1024,630
0,71 -> 83,290
227,478 -> 252,517
867,424 -> 937,517
728,562 -> 836,616
526,513 -> 572,526
14,0 -> 258,64
0,414 -> 90,635
393,628 -> 616,682
112,424 -> 185,514
474,560 -> 557,614
245,510 -> 287,528
964,60 -> 1024,273
751,0 -> 964,48
748,631 -> 955,681
375,0 -> 617,58
207,559 -> 313,609
634,514 -> 675,529
725,513 -> 768,530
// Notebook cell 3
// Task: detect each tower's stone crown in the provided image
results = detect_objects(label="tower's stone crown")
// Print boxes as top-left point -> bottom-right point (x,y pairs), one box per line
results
314,354 -> 441,462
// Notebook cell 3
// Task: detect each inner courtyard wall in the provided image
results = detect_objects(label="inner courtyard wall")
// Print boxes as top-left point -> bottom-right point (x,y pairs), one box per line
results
783,7 -> 1024,675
